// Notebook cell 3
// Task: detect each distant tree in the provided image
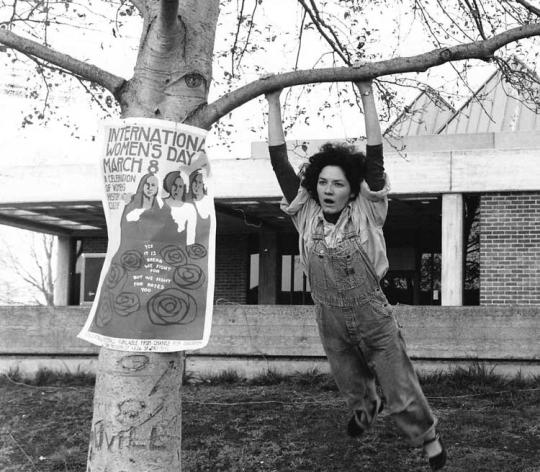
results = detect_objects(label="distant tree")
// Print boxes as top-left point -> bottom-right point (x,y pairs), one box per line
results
0,232 -> 55,306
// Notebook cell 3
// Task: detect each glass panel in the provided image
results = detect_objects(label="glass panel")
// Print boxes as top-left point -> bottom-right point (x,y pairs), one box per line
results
293,255 -> 304,292
281,255 -> 291,291
249,253 -> 259,289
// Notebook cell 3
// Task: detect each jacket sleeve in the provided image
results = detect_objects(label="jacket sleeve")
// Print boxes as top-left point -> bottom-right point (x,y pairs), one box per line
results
269,143 -> 301,203
364,144 -> 385,192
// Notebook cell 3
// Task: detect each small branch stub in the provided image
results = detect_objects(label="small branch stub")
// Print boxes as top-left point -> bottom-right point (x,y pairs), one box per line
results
439,48 -> 452,61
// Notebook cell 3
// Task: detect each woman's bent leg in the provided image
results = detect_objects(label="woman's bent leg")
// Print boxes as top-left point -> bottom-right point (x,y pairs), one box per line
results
352,300 -> 437,446
316,304 -> 382,431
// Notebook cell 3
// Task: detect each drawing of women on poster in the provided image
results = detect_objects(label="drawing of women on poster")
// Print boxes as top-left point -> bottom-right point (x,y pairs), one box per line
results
78,118 -> 215,352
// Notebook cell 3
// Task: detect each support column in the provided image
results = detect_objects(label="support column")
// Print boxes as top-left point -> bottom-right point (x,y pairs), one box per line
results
441,194 -> 464,306
54,236 -> 75,306
258,231 -> 279,304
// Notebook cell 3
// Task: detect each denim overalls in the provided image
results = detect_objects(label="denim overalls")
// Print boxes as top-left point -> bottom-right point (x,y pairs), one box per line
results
307,219 -> 437,446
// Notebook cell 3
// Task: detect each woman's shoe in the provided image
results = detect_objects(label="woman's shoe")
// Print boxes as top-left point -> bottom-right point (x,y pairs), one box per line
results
347,411 -> 366,437
423,433 -> 447,471
347,399 -> 384,438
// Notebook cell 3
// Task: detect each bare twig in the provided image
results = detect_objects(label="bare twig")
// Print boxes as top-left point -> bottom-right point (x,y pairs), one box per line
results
129,0 -> 147,15
493,56 -> 540,112
513,0 -> 540,16
230,0 -> 246,77
26,56 -> 52,117
115,0 -> 130,34
461,0 -> 488,39
416,0 -> 473,44
195,22 -> 540,128
308,0 -> 352,63
236,0 -> 260,71
295,9 -> 308,70
416,0 -> 494,121
10,0 -> 19,23
296,0 -> 350,65
44,0 -> 50,46
434,0 -> 475,41
0,234 -> 55,305
76,77 -> 115,116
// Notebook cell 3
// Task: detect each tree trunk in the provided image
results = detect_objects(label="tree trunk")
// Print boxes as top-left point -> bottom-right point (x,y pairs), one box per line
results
87,2 -> 219,470
88,350 -> 184,471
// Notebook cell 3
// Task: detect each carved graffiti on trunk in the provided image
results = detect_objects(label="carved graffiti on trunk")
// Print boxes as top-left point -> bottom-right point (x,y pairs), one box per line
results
89,419 -> 177,452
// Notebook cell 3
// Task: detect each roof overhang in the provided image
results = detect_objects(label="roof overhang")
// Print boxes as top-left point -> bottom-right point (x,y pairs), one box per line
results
1,131 -> 538,237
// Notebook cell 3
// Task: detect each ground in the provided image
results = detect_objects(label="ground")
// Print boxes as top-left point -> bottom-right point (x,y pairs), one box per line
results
1,367 -> 539,471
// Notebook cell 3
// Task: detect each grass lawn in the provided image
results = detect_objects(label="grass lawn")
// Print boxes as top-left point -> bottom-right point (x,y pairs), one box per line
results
1,366 -> 539,472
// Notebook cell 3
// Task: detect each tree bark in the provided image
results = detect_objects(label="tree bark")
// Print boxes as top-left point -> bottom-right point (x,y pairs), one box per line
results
87,350 -> 184,471
87,1 -> 219,471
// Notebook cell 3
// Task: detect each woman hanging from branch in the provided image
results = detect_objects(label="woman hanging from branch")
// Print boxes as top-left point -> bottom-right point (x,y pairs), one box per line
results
264,80 -> 447,471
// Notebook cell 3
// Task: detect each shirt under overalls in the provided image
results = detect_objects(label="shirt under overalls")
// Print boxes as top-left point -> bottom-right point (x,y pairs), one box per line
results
280,176 -> 391,303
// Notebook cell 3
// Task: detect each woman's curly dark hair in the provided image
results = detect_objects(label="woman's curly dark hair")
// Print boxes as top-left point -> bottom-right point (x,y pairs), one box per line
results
301,142 -> 366,204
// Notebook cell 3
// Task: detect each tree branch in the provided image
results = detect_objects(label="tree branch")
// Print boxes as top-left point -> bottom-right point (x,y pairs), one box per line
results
296,0 -> 350,65
294,10 -> 308,70
129,0 -> 147,15
513,0 -> 540,16
461,0 -> 488,39
0,29 -> 126,97
236,0 -> 260,71
230,0 -> 246,78
194,22 -> 540,128
160,0 -> 179,30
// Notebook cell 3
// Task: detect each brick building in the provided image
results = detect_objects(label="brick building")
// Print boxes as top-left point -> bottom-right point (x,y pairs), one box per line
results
480,193 -> 540,305
0,67 -> 539,308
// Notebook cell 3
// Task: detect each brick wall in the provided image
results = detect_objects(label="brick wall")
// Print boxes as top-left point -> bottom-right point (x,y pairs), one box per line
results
81,238 -> 108,254
480,192 -> 540,305
214,234 -> 249,304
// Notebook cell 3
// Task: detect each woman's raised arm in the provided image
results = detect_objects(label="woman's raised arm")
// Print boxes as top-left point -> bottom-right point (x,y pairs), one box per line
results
265,89 -> 300,203
354,81 -> 385,191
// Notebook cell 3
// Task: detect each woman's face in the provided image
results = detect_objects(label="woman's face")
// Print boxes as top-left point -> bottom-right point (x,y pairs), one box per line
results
191,174 -> 204,200
143,175 -> 158,198
316,165 -> 353,214
170,176 -> 185,201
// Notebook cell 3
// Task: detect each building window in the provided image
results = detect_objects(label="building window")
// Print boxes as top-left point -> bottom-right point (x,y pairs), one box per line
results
247,253 -> 259,304
279,255 -> 312,304
247,252 -> 313,305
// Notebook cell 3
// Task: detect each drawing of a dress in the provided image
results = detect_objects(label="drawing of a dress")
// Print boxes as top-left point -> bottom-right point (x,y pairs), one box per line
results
189,169 -> 212,242
91,170 -> 209,342
163,171 -> 198,245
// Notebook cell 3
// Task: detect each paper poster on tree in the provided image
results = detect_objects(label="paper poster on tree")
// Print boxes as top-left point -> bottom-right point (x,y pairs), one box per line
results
79,117 -> 215,352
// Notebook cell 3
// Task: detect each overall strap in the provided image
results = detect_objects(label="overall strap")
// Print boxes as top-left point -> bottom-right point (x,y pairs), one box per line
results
353,238 -> 381,283
342,217 -> 360,241
311,218 -> 326,241
342,218 -> 381,283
